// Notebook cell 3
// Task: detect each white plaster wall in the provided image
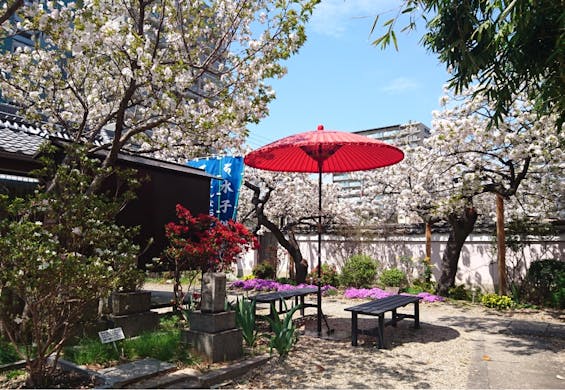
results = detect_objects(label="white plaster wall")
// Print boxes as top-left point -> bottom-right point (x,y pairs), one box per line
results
237,232 -> 564,292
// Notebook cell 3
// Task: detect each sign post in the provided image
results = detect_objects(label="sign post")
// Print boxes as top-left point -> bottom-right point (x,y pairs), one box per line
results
98,327 -> 125,356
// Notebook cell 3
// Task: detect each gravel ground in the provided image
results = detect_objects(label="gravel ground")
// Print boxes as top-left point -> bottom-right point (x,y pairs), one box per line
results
225,296 -> 564,389
143,283 -> 564,389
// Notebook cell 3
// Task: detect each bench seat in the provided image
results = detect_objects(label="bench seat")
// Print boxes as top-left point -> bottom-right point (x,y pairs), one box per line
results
344,294 -> 422,348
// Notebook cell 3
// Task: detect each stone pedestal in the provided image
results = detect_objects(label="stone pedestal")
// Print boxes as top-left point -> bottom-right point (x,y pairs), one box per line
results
182,272 -> 243,362
188,311 -> 236,333
182,328 -> 242,363
108,290 -> 158,337
109,311 -> 159,338
111,291 -> 152,315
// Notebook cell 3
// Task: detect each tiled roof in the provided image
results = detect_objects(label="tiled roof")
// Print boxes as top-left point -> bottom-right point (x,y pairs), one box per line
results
0,112 -> 47,156
0,107 -> 214,178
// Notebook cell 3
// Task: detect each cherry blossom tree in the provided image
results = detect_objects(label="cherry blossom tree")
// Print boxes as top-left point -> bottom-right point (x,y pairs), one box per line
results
0,0 -> 23,27
0,0 -> 318,190
353,88 -> 563,296
239,168 -> 350,283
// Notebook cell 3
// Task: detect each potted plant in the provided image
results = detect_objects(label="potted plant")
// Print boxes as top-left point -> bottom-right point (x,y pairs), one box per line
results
163,204 -> 259,314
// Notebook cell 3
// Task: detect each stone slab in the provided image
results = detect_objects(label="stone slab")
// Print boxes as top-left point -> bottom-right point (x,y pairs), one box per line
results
188,310 -> 236,333
108,311 -> 159,338
182,328 -> 243,363
98,358 -> 176,388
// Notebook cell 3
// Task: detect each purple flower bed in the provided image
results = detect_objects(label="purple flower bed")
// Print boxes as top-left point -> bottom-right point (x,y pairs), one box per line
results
230,278 -> 336,294
231,279 -> 443,302
344,287 -> 444,303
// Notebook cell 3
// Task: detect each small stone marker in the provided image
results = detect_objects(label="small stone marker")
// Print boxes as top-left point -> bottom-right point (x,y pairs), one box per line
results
99,327 -> 125,344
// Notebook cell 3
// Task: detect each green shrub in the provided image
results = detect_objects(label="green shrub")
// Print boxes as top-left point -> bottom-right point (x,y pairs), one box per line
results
481,293 -> 514,310
276,277 -> 296,286
521,259 -> 565,309
308,263 -> 339,287
448,285 -> 473,301
379,268 -> 407,288
339,255 -> 378,288
411,278 -> 436,294
252,262 -> 276,280
0,337 -> 20,365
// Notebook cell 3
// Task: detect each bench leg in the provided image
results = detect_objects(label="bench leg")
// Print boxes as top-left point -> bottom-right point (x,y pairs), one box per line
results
351,313 -> 358,346
300,295 -> 305,316
391,309 -> 398,327
377,314 -> 385,349
414,301 -> 420,329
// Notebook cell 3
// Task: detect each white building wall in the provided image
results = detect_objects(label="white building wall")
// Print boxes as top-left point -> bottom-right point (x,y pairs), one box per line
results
237,232 -> 564,293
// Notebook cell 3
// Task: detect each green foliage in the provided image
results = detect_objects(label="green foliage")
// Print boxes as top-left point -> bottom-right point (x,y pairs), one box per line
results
5,370 -> 26,381
339,255 -> 378,288
448,285 -> 473,301
481,293 -> 514,310
522,259 -> 565,309
252,262 -> 276,280
372,0 -> 565,126
308,263 -> 339,287
235,298 -> 258,348
125,331 -> 193,363
0,145 -> 141,387
0,337 -> 19,365
264,303 -> 300,360
64,338 -> 118,365
411,278 -> 436,294
64,329 -> 195,365
379,268 -> 407,288
276,277 -> 297,286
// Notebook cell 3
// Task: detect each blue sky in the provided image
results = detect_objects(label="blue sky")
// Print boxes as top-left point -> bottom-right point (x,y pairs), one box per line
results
246,0 -> 449,149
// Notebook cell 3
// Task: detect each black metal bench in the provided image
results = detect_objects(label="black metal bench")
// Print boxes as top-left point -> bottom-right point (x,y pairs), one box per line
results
344,295 -> 422,348
250,287 -> 318,318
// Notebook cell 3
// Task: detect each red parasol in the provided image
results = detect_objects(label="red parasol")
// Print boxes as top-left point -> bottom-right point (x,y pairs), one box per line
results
244,125 -> 404,335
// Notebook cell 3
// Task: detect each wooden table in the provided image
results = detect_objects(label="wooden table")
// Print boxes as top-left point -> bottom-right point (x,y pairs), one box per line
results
344,295 -> 422,348
250,287 -> 318,317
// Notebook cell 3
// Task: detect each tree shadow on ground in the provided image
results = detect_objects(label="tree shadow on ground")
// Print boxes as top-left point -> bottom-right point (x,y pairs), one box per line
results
302,316 -> 460,349
435,314 -> 565,356
242,320 -> 462,389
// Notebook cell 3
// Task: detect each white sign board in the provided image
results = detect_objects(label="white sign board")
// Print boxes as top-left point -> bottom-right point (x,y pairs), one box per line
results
98,327 -> 125,344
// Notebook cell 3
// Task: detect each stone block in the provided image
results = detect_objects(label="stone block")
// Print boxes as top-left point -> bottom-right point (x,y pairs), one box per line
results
111,291 -> 152,315
201,272 -> 226,313
188,311 -> 236,333
181,328 -> 243,362
108,311 -> 159,338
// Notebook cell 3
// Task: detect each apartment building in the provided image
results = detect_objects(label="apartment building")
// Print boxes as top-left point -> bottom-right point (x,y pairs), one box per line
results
332,122 -> 430,199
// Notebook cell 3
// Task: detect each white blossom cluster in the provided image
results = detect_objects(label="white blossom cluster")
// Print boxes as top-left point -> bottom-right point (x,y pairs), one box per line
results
239,167 -> 354,234
348,87 -> 564,226
0,0 -> 316,162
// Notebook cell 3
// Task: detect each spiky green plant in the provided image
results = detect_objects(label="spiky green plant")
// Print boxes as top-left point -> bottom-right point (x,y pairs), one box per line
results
235,298 -> 258,348
264,302 -> 301,360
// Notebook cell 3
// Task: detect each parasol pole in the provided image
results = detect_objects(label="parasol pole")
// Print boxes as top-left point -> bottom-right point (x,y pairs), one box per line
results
317,160 -> 323,336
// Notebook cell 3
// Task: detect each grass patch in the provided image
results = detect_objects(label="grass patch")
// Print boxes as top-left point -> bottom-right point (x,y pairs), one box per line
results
63,316 -> 197,366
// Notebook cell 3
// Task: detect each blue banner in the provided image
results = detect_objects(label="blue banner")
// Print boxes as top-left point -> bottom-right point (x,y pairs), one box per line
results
187,156 -> 244,222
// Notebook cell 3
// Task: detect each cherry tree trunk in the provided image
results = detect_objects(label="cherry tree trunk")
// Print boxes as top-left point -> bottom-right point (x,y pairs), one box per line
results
437,207 -> 478,296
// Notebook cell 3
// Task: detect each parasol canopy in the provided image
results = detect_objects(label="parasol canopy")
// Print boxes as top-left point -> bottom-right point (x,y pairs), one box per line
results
244,125 -> 404,335
244,125 -> 404,173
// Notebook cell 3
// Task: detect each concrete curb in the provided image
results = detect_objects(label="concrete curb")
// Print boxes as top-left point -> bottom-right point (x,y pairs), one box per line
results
126,354 -> 271,389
